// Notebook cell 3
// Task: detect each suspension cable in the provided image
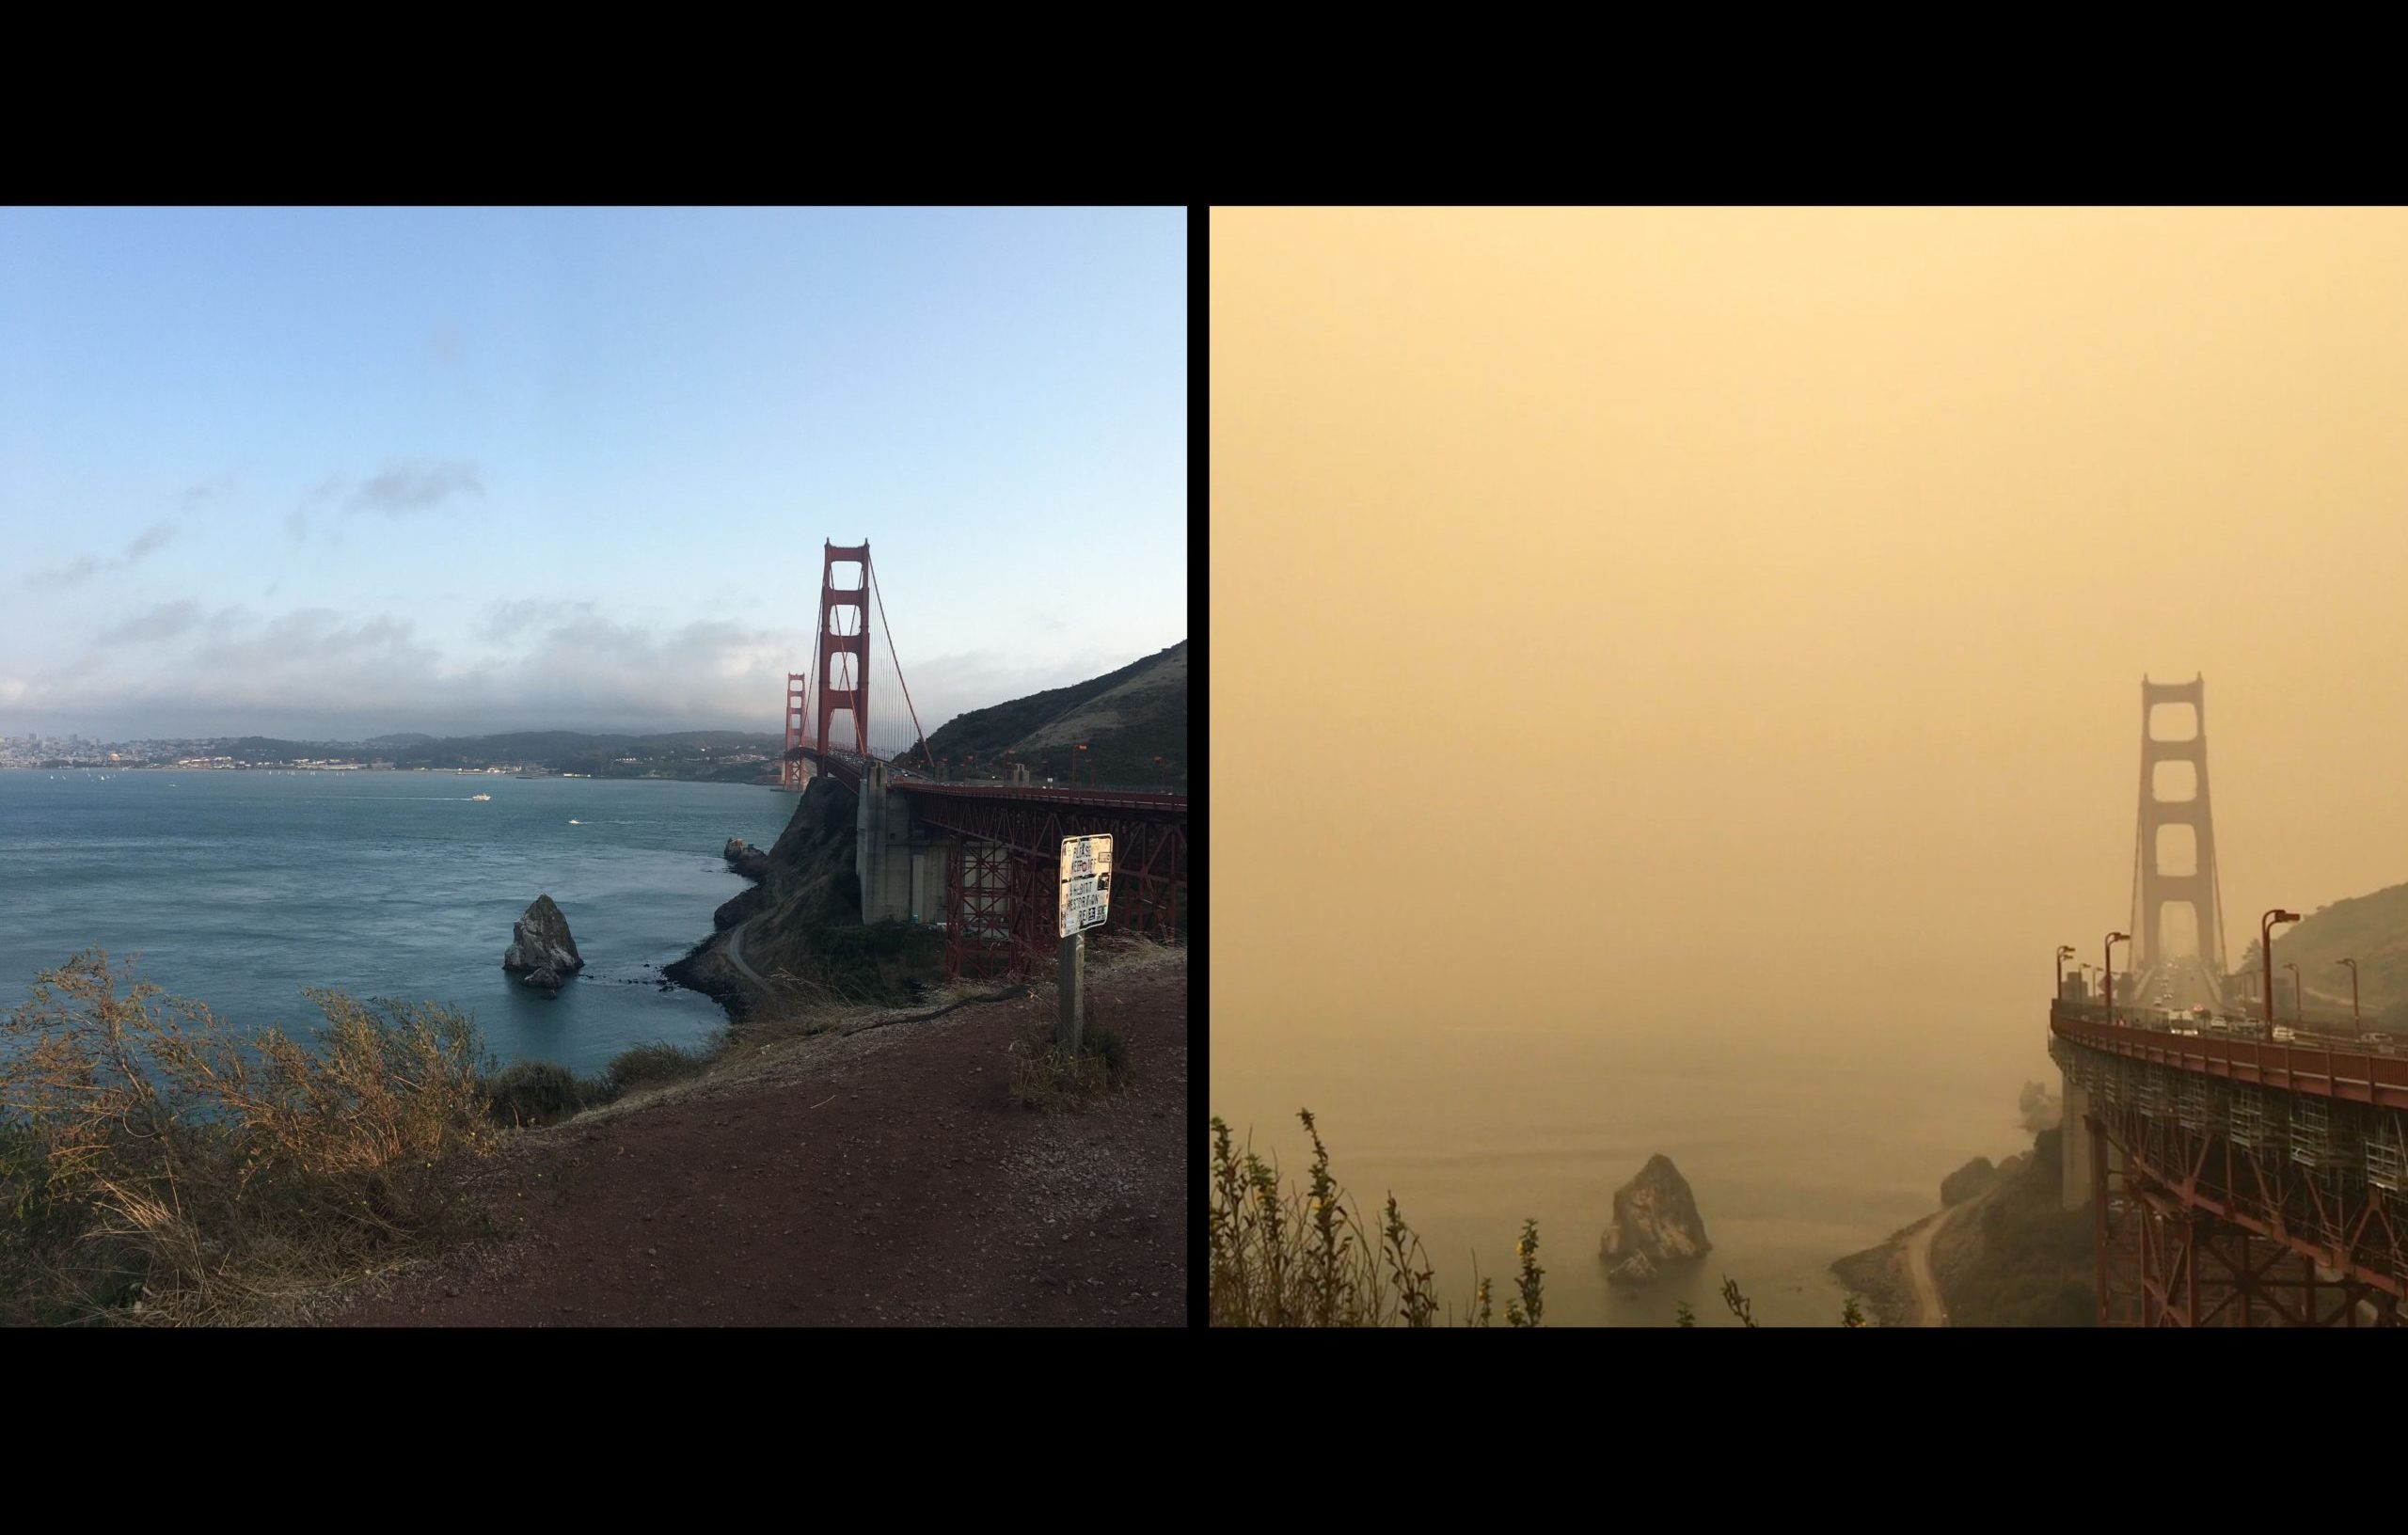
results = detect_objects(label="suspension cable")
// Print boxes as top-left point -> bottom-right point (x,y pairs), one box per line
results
868,551 -> 932,769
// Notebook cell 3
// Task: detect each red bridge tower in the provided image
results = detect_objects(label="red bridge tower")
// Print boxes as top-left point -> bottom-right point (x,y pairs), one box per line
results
779,672 -> 809,790
814,542 -> 872,755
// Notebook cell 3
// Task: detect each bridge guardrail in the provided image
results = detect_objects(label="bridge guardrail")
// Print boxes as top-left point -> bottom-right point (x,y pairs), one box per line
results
2051,1004 -> 2408,1111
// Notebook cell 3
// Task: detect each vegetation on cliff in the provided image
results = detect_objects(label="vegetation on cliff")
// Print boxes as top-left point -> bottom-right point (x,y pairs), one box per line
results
1933,1127 -> 2093,1327
669,775 -> 944,1017
2265,878 -> 2408,1027
0,951 -> 740,1324
911,641 -> 1187,789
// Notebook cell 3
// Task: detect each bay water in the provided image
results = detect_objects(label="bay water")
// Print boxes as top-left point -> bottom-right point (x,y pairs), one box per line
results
0,769 -> 798,1075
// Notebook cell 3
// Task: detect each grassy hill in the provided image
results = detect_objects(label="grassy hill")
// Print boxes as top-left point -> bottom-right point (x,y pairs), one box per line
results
2266,879 -> 2408,1027
912,641 -> 1186,789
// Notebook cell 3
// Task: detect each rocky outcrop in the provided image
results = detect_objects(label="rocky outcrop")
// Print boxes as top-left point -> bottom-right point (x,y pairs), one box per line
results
1941,1156 -> 1999,1207
1600,1154 -> 1711,1285
502,894 -> 583,994
667,777 -> 869,1021
723,837 -> 773,882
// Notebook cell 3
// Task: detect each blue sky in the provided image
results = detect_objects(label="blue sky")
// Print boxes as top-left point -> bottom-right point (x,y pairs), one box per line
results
0,207 -> 1186,745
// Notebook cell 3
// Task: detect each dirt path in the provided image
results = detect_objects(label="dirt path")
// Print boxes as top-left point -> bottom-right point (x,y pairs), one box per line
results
316,951 -> 1186,1326
722,914 -> 769,990
1903,1204 -> 1956,1326
1905,1183 -> 2005,1326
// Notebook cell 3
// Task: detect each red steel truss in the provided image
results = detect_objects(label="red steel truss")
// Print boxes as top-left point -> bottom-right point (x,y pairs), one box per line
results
906,783 -> 1188,981
2052,1005 -> 2408,1325
944,837 -> 1014,982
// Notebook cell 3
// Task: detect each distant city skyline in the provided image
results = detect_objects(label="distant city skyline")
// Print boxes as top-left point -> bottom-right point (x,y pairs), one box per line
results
0,207 -> 1187,739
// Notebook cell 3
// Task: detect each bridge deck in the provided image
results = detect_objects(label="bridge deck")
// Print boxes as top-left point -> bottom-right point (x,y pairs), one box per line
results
2052,1005 -> 2408,1111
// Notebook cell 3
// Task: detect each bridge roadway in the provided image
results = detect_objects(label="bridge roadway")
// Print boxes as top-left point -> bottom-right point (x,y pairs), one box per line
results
2052,1001 -> 2408,1317
2053,1003 -> 2408,1109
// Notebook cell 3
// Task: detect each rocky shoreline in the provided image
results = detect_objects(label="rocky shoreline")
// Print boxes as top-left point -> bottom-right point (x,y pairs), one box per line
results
1830,1147 -> 2036,1326
1830,1224 -> 1922,1326
661,777 -> 873,1023
660,836 -> 783,1021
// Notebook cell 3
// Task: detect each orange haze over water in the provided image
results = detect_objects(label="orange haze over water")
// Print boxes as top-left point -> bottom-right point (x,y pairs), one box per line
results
1208,208 -> 2408,1320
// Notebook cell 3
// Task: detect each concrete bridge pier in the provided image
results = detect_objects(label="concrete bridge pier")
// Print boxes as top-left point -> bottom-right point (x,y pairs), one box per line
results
856,761 -> 943,924
2061,1076 -> 2126,1212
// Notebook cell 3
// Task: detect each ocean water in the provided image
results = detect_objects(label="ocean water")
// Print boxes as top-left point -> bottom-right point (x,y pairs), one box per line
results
0,769 -> 799,1075
1212,1021 -> 2043,1328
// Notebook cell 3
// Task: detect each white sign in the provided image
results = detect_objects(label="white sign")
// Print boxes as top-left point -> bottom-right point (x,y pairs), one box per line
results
1058,833 -> 1114,938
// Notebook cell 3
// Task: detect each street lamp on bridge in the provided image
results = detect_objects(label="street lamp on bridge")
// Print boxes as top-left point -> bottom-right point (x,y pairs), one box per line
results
2056,944 -> 2076,1001
2283,961 -> 2301,1024
2259,909 -> 2301,1026
2104,932 -> 2130,1022
2339,957 -> 2360,1028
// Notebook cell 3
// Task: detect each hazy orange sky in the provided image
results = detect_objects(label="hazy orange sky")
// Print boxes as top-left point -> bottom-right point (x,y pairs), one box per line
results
1212,207 -> 2408,1077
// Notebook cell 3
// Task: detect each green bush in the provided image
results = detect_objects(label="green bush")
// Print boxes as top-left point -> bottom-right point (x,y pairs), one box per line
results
605,1040 -> 712,1096
802,919 -> 943,1004
1008,1015 -> 1134,1112
483,1061 -> 607,1128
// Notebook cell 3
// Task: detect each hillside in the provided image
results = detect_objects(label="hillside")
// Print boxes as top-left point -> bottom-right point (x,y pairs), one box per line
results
664,776 -> 941,1017
913,641 -> 1187,789
2265,879 -> 2408,1027
1835,1130 -> 2091,1327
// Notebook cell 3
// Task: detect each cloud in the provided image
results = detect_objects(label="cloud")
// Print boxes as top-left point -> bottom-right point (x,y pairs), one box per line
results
179,471 -> 237,513
31,554 -> 103,588
483,598 -> 595,643
23,522 -> 175,590
348,461 -> 483,515
123,523 -> 177,562
9,600 -> 1151,750
95,600 -> 202,646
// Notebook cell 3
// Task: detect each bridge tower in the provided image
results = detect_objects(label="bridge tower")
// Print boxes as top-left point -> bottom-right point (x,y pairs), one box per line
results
779,672 -> 810,790
814,542 -> 871,755
2127,674 -> 2229,998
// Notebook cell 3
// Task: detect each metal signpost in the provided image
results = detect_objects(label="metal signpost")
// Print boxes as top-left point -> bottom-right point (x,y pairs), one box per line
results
1057,833 -> 1113,1052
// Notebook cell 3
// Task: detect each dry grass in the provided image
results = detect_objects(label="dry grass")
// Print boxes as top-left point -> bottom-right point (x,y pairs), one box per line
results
1208,1109 -> 1506,1327
0,950 -> 499,1326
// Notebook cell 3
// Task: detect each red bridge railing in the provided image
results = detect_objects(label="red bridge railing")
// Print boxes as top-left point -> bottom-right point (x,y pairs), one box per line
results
2051,1005 -> 2408,1112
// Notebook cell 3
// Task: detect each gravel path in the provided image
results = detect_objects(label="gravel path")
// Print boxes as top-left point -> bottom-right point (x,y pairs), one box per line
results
317,951 -> 1186,1326
722,914 -> 769,990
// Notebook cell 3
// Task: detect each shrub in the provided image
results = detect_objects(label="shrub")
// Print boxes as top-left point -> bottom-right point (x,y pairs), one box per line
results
605,1040 -> 713,1096
1008,1020 -> 1132,1111
483,1061 -> 606,1128
1207,1109 -> 1494,1327
0,950 -> 499,1324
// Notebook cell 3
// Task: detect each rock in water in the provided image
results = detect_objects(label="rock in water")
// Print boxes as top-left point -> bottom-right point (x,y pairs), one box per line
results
1600,1153 -> 1711,1285
503,894 -> 584,991
722,837 -> 772,882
